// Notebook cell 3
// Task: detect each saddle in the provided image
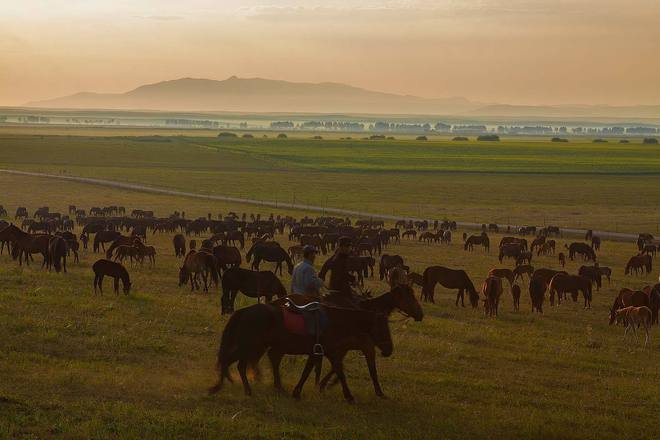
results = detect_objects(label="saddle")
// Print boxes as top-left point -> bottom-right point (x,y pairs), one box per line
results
282,300 -> 328,355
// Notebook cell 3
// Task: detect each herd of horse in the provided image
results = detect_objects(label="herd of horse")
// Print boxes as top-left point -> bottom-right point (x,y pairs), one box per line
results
1,204 -> 659,400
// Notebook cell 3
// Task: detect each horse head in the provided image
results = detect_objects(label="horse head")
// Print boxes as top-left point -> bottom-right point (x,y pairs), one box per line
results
391,284 -> 423,321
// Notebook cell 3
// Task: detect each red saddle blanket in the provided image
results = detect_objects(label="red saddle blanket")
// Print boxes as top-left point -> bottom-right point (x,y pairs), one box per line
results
282,307 -> 306,335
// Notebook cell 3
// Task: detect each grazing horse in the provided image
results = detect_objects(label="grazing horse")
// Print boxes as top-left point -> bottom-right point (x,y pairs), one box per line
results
178,250 -> 220,292
250,244 -> 294,275
641,244 -> 657,258
499,236 -> 528,251
1,224 -> 50,267
513,264 -> 534,282
47,236 -> 68,273
220,267 -> 288,314
499,243 -> 522,263
482,276 -> 504,317
212,245 -> 242,272
94,230 -> 121,253
173,234 -> 186,257
529,276 -> 547,313
402,229 -> 417,240
378,254 -> 407,280
113,245 -> 141,266
464,234 -> 489,252
511,284 -> 521,312
537,240 -> 556,256
532,268 -> 568,286
208,304 -> 392,402
558,252 -> 566,267
487,268 -> 514,288
579,265 -> 602,290
105,235 -> 142,259
615,306 -> 652,346
421,266 -> 479,307
609,288 -> 650,325
92,259 -> 131,295
548,274 -> 592,308
625,255 -> 652,276
566,242 -> 596,261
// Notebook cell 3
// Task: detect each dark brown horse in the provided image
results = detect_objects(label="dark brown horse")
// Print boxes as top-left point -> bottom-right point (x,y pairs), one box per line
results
273,284 -> 423,398
511,284 -> 521,312
482,276 -> 504,317
529,276 -> 547,313
247,241 -> 292,275
1,224 -> 50,267
93,230 -> 121,253
173,234 -> 186,257
378,254 -> 407,280
566,242 -> 596,261
212,245 -> 242,272
532,268 -> 568,286
499,243 -> 522,263
609,288 -> 649,325
421,266 -> 479,307
47,236 -> 68,273
178,250 -> 219,292
625,255 -> 652,276
208,304 -> 392,402
578,265 -> 602,290
487,268 -> 514,288
220,267 -> 287,314
513,264 -> 534,282
548,274 -> 592,308
464,234 -> 490,252
92,259 -> 131,295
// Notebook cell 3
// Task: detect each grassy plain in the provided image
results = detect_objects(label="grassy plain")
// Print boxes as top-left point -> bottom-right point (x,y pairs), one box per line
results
0,127 -> 659,232
0,173 -> 659,439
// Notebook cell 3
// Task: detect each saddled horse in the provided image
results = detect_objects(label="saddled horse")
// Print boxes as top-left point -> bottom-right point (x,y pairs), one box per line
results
178,250 -> 219,292
276,285 -> 423,398
220,267 -> 288,314
208,303 -> 393,402
420,266 -> 479,307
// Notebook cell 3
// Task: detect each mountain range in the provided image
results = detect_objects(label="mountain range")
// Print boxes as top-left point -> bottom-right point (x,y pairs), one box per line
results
25,76 -> 660,119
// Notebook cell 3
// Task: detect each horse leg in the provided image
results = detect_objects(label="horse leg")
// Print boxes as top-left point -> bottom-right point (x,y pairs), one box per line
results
237,359 -> 252,396
267,349 -> 285,391
363,343 -> 385,397
292,356 -> 317,399
93,274 -> 98,294
328,356 -> 354,403
98,275 -> 104,294
114,277 -> 119,296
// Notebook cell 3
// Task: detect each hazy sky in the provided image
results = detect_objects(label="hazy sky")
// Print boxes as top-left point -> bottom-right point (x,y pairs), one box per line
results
2,0 -> 659,106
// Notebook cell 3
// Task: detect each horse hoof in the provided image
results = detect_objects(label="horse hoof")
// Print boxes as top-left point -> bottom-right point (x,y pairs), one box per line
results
345,396 -> 355,404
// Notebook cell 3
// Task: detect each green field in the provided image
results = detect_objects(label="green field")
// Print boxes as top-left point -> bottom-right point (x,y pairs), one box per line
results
0,172 -> 659,439
0,127 -> 659,233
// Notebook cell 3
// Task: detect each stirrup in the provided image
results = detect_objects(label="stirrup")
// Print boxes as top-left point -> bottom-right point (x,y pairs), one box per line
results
313,343 -> 324,356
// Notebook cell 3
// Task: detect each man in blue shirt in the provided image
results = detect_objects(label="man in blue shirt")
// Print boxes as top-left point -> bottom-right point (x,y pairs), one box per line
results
290,245 -> 324,296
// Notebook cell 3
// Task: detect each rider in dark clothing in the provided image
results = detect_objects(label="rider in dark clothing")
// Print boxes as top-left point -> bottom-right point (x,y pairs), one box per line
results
318,236 -> 354,296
